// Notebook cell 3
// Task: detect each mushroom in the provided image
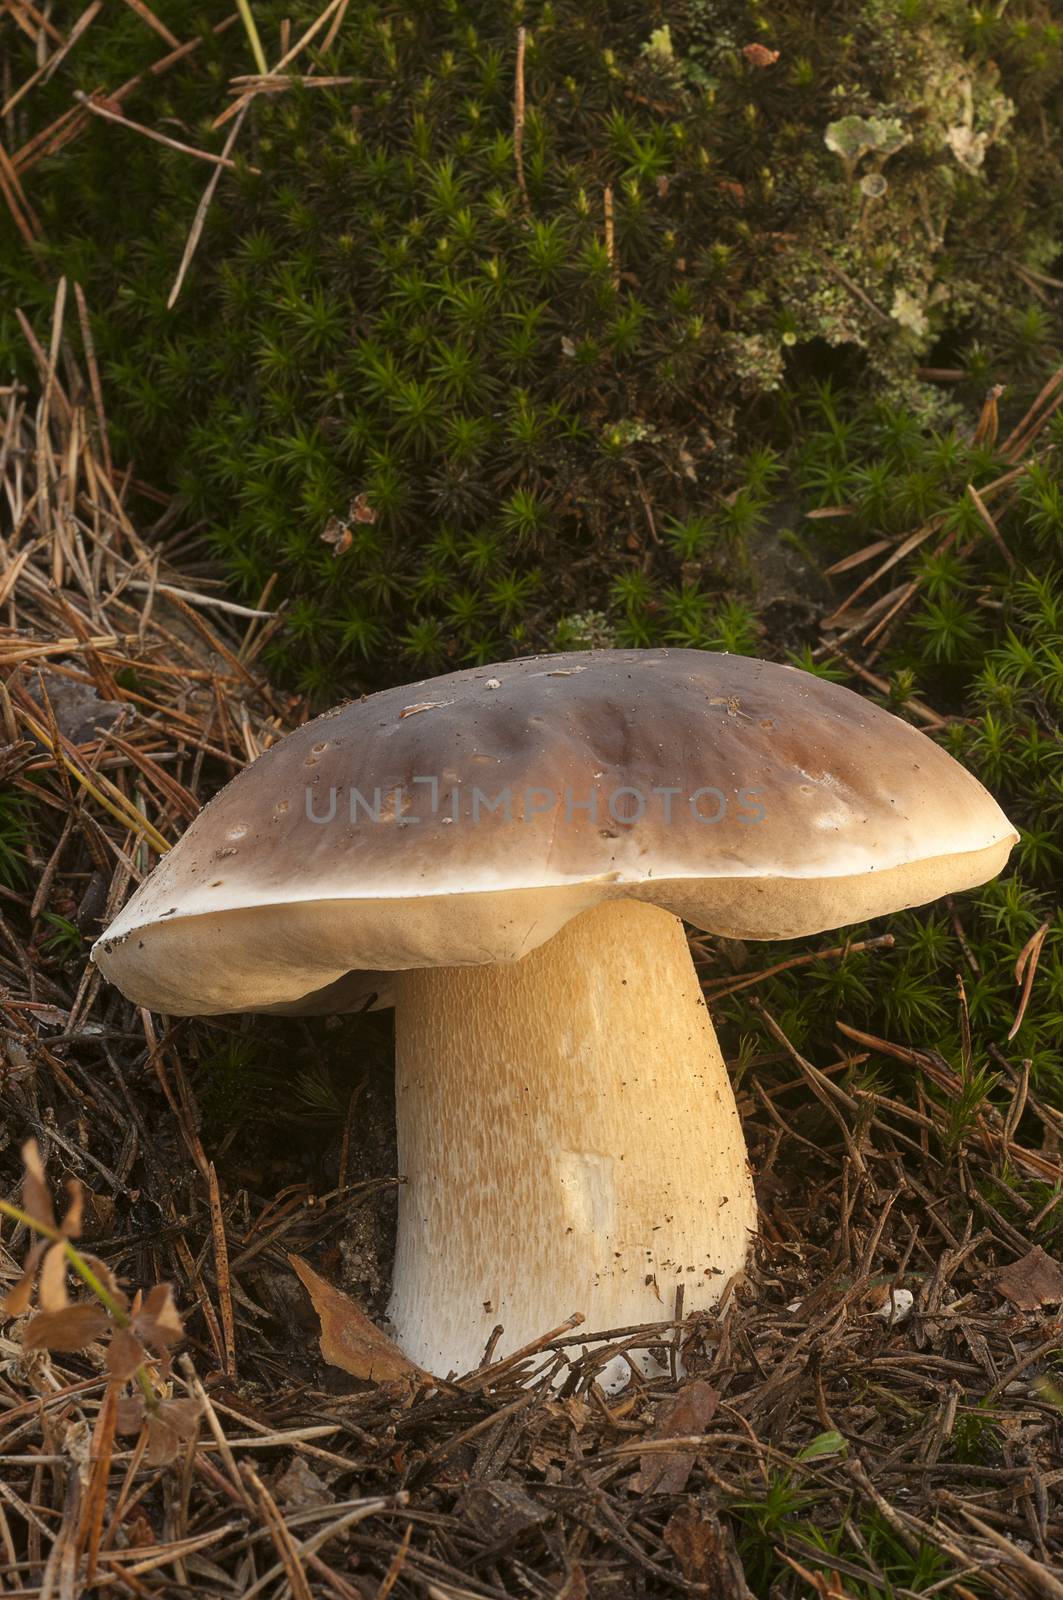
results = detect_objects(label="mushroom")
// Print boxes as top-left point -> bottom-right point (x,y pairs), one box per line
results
92,650 -> 1017,1380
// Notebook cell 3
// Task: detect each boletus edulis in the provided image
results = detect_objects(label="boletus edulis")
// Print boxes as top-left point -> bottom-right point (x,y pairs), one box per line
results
93,651 -> 1017,1381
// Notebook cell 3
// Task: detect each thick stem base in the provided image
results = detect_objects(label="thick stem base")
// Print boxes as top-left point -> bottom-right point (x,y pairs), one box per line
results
388,899 -> 756,1379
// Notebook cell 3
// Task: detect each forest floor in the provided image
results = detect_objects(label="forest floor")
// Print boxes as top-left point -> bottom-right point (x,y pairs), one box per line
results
1,288 -> 1062,1600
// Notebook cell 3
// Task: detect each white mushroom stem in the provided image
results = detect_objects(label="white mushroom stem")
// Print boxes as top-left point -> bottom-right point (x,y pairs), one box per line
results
388,898 -> 757,1381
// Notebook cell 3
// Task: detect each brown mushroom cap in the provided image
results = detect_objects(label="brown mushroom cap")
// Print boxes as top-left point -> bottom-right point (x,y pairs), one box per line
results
92,650 -> 1017,1015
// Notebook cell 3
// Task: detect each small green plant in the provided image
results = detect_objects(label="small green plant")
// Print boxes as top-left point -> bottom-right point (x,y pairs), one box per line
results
1,1141 -> 197,1464
731,1466 -> 821,1594
39,913 -> 85,958
951,1404 -> 1004,1466
0,792 -> 32,890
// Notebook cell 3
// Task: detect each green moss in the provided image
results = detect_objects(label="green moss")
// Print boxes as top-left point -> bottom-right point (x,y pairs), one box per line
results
711,384 -> 1063,1114
4,1 -> 1063,695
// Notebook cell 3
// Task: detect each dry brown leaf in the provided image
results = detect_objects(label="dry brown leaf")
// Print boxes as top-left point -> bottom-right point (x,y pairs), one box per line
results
37,1241 -> 70,1312
274,1455 -> 333,1514
21,1139 -> 56,1230
115,1395 -> 199,1460
24,1303 -> 109,1350
107,1325 -> 145,1382
80,1253 -> 130,1314
742,42 -> 780,66
158,1396 -> 199,1438
2,1239 -> 47,1316
122,1509 -> 156,1548
143,1410 -> 183,1466
115,1396 -> 146,1435
995,1246 -> 1063,1310
663,1503 -> 719,1586
143,1398 -> 201,1464
632,1378 -> 719,1495
288,1252 -> 425,1384
461,1480 -> 547,1545
133,1284 -> 183,1352
60,1178 -> 84,1238
554,1564 -> 588,1600
664,1501 -> 753,1596
319,515 -> 352,556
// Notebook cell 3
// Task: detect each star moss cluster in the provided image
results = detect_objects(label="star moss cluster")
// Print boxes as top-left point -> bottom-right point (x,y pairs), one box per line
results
724,381 -> 1063,1104
2,0 -> 1062,695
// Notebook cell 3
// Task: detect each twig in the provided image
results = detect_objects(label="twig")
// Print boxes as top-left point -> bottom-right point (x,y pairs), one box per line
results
213,0 -> 350,129
0,2 -> 103,118
1009,919 -> 1050,1042
320,0 -> 351,54
0,136 -> 43,244
235,0 -> 269,73
603,186 -> 617,287
73,91 -> 260,175
514,27 -> 529,213
834,647 -> 949,728
700,933 -> 895,1001
16,700 -> 171,853
206,1161 -> 237,1379
243,1463 -> 313,1600
999,357 -> 1063,459
966,481 -> 1015,568
121,579 -> 273,619
461,1312 -> 585,1390
948,1501 -> 1063,1599
168,107 -> 250,308
118,0 -> 179,47
74,282 -> 113,482
226,73 -> 355,90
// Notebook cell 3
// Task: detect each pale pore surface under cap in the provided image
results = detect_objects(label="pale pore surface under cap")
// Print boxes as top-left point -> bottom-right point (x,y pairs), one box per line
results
93,649 -> 1017,1015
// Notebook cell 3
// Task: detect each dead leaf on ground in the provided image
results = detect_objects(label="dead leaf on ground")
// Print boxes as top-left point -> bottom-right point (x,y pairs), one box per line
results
60,1178 -> 84,1238
664,1500 -> 754,1594
21,1139 -> 55,1230
2,1240 -> 47,1316
461,1480 -> 548,1546
108,1325 -> 146,1381
37,1242 -> 70,1312
319,516 -> 352,556
995,1245 -> 1063,1310
115,1396 -> 148,1434
554,1564 -> 588,1600
28,669 -> 133,746
23,1303 -> 110,1350
273,1455 -> 333,1514
632,1378 -> 720,1495
80,1252 -> 129,1314
143,1398 -> 200,1466
132,1283 -> 184,1353
288,1252 -> 426,1384
742,42 -> 780,66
